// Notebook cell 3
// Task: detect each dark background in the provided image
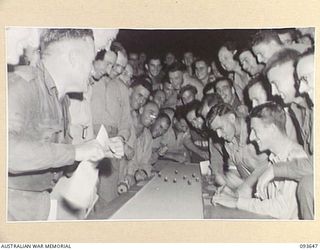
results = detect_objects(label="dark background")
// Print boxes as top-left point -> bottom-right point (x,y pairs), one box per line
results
116,29 -> 262,62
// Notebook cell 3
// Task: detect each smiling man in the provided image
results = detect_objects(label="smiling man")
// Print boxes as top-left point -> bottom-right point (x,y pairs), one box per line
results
195,59 -> 211,85
146,55 -> 165,91
206,103 -> 269,195
126,101 -> 160,178
212,102 -> 309,219
8,29 -> 119,221
256,51 -> 314,220
265,48 -> 312,156
235,48 -> 264,78
218,42 -> 250,102
150,112 -> 172,164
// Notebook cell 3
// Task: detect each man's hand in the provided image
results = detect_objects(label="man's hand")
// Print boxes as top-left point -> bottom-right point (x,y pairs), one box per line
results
255,166 -> 275,200
211,193 -> 238,208
158,145 -> 168,156
108,136 -> 125,159
236,182 -> 252,198
214,172 -> 227,187
74,139 -> 107,162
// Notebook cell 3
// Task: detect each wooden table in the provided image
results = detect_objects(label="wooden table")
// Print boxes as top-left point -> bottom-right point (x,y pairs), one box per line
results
110,160 -> 203,220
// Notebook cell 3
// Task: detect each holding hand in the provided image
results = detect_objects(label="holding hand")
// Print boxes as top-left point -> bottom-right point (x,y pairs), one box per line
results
211,193 -> 238,209
108,136 -> 125,159
158,145 -> 168,156
74,139 -> 107,162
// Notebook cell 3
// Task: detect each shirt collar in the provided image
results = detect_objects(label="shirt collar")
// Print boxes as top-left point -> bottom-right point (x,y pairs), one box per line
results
37,61 -> 58,97
268,145 -> 293,163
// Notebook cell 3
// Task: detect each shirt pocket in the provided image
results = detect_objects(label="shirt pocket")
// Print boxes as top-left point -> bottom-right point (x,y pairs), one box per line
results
37,121 -> 64,143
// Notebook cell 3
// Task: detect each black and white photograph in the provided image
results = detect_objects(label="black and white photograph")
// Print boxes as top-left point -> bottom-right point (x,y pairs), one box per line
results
6,27 -> 315,222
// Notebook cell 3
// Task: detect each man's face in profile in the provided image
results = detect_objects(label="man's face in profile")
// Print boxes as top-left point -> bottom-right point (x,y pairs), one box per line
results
267,62 -> 296,104
67,37 -> 96,93
296,54 -> 314,102
252,41 -> 280,64
209,114 -> 236,143
249,117 -> 273,153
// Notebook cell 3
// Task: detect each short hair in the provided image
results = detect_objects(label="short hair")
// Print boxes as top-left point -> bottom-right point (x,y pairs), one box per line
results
110,41 -> 127,56
95,49 -> 107,61
161,107 -> 175,121
220,41 -> 237,53
152,89 -> 165,97
214,77 -> 233,91
144,100 -> 159,110
203,81 -> 216,95
293,50 -> 314,86
251,30 -> 282,47
148,54 -> 162,63
194,58 -> 210,67
277,28 -> 297,41
179,84 -> 198,98
168,61 -> 186,73
198,93 -> 224,118
249,102 -> 286,134
244,75 -> 268,106
40,28 -> 94,51
129,52 -> 139,57
205,103 -> 235,128
183,51 -> 194,56
233,47 -> 254,61
184,100 -> 202,117
131,77 -> 152,93
156,112 -> 171,127
246,75 -> 266,92
264,48 -> 300,76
